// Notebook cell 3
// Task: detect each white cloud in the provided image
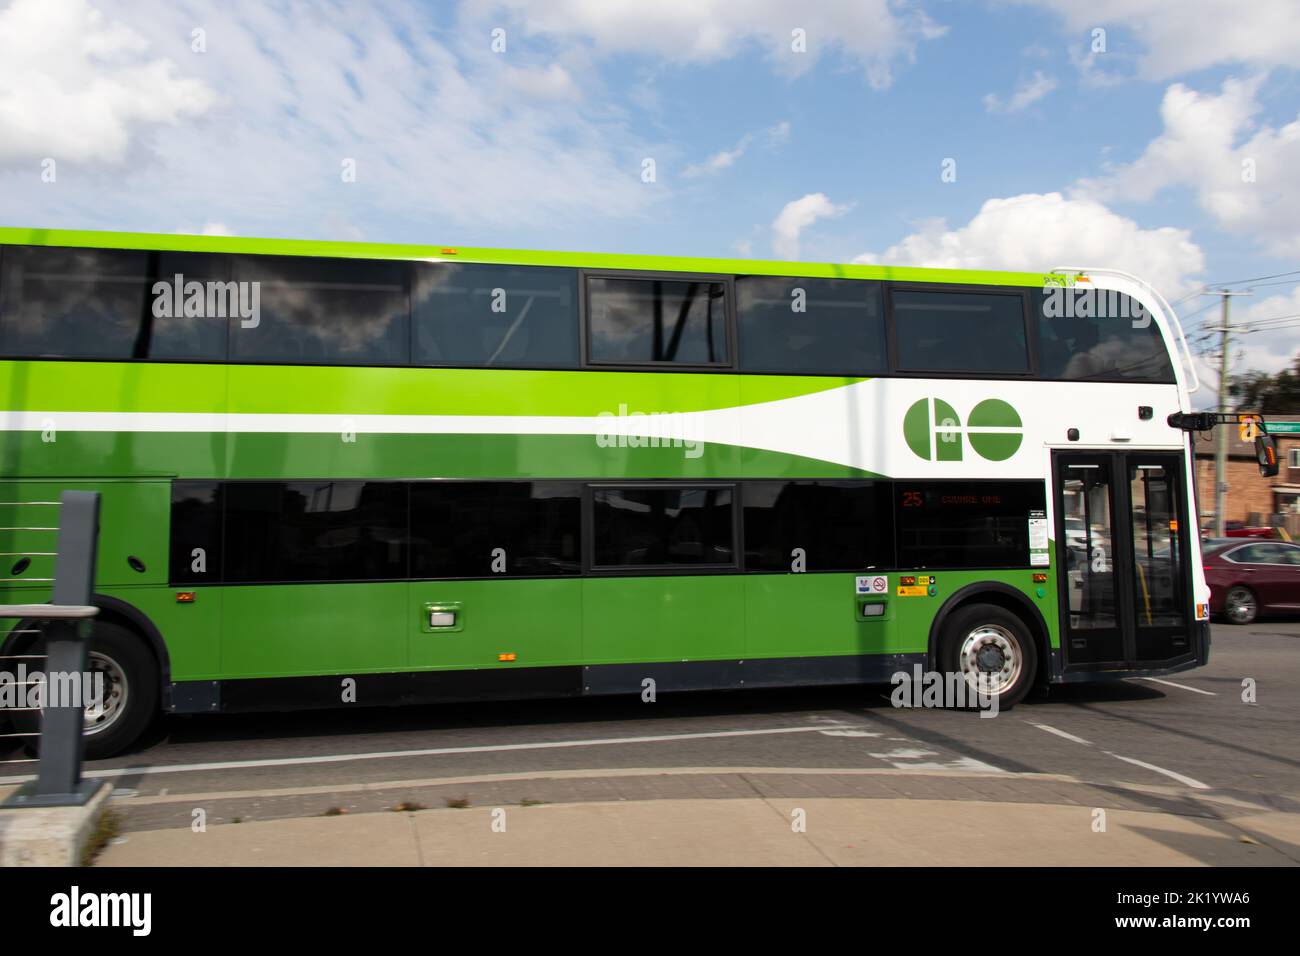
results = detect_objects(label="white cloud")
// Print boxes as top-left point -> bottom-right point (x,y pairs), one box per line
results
684,121 -> 789,178
772,193 -> 850,259
983,71 -> 1056,113
1073,77 -> 1300,257
0,0 -> 656,237
473,0 -> 947,88
0,0 -> 215,165
1015,0 -> 1300,80
686,144 -> 746,177
502,63 -> 582,101
854,192 -> 1205,298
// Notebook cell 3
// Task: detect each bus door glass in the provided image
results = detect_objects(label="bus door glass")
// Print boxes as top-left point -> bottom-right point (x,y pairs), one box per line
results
1056,457 -> 1124,665
1128,458 -> 1191,661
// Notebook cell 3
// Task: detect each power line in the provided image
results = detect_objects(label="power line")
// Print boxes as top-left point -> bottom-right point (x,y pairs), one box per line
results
1244,276 -> 1300,291
1219,268 -> 1300,286
1171,268 -> 1300,306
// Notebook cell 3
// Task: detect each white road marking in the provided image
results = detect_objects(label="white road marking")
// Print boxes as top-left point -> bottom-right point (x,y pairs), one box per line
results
1028,722 -> 1093,746
818,730 -> 883,738
906,757 -> 1004,774
1134,676 -> 1217,696
863,747 -> 1005,773
1029,720 -> 1210,789
868,748 -> 939,760
0,724 -> 853,786
1104,752 -> 1211,790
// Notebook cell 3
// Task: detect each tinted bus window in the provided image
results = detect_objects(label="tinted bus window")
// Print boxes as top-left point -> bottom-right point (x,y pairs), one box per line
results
892,289 -> 1029,374
0,246 -> 228,360
1035,288 -> 1175,382
593,486 -> 735,567
743,481 -> 893,571
895,480 -> 1046,568
412,264 -> 578,368
738,277 -> 886,375
229,256 -> 409,365
170,481 -> 223,583
587,276 -> 729,365
224,481 -> 408,582
409,482 -> 581,578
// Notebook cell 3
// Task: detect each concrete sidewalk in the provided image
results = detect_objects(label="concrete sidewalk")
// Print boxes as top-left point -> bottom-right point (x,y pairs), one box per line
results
94,795 -> 1300,867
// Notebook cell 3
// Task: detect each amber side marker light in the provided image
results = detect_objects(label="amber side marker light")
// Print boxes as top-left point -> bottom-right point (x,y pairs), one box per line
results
176,591 -> 195,603
440,248 -> 458,255
498,653 -> 517,662
1032,573 -> 1048,584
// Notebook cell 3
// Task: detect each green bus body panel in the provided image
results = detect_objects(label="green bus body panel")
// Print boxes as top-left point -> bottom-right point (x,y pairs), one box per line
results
408,580 -> 583,671
219,583 -> 407,677
0,226 -> 1053,289
0,360 -> 855,418
0,479 -> 168,591
582,576 -> 745,664
0,567 -> 1058,683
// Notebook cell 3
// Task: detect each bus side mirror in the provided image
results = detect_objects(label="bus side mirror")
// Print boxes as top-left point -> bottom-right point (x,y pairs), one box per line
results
1256,434 -> 1280,478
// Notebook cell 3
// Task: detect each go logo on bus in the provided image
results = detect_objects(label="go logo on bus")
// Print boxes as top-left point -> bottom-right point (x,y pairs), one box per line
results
904,397 -> 1023,462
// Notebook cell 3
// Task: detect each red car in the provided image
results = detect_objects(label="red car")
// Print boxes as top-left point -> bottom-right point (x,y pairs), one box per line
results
1225,526 -> 1275,539
1205,520 -> 1276,538
1203,540 -> 1300,624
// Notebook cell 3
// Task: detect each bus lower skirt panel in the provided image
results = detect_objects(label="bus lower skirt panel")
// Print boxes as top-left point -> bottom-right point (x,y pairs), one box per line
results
167,653 -> 930,714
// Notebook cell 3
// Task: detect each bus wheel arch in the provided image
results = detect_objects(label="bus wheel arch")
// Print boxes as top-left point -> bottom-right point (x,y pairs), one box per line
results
927,584 -> 1049,705
2,595 -> 168,758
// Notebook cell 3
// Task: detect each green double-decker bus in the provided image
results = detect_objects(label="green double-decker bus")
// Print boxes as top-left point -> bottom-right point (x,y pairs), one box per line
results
0,227 -> 1217,756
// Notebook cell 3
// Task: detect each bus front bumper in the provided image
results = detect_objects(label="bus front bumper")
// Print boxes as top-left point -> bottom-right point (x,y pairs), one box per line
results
1050,621 -> 1211,684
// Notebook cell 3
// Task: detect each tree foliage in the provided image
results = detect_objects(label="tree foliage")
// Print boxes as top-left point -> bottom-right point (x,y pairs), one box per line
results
1231,358 -> 1300,413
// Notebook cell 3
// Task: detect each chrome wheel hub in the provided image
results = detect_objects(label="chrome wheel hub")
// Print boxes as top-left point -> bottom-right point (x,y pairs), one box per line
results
83,651 -> 127,735
958,624 -> 1021,697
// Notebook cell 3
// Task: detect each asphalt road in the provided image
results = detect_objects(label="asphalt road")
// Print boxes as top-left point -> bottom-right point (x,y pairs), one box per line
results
2,620 -> 1297,831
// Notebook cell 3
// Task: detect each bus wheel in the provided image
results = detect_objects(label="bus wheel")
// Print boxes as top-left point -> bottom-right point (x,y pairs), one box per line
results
1224,586 -> 1257,625
939,603 -> 1037,709
13,621 -> 159,760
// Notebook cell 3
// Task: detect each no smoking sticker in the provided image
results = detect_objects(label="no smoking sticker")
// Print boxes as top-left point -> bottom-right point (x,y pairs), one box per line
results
856,575 -> 888,594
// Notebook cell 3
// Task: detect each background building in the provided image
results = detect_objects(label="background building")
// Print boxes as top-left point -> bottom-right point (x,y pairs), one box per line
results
1193,415 -> 1300,530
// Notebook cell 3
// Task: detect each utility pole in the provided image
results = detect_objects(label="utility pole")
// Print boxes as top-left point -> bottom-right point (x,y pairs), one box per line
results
1203,289 -> 1253,537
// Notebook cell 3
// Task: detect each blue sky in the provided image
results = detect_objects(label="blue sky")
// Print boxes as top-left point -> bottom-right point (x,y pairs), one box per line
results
1,0 -> 1299,383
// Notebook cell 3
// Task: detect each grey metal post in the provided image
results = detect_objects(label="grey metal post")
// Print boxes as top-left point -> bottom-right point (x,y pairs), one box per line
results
3,491 -> 101,807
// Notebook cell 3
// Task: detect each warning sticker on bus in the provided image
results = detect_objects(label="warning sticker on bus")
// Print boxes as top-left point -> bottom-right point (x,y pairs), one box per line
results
897,575 -> 937,597
1028,509 -> 1049,567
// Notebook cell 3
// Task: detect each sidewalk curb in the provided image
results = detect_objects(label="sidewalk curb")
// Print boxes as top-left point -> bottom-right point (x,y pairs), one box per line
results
0,782 -> 114,867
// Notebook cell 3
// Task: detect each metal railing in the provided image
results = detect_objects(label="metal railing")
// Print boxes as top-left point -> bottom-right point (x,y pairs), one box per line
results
0,491 -> 101,807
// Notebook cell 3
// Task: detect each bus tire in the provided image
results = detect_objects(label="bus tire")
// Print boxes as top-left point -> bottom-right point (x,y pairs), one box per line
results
13,621 -> 159,760
938,603 -> 1037,709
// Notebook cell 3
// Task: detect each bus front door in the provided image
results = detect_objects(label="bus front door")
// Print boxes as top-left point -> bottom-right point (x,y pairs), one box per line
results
1053,451 -> 1195,672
